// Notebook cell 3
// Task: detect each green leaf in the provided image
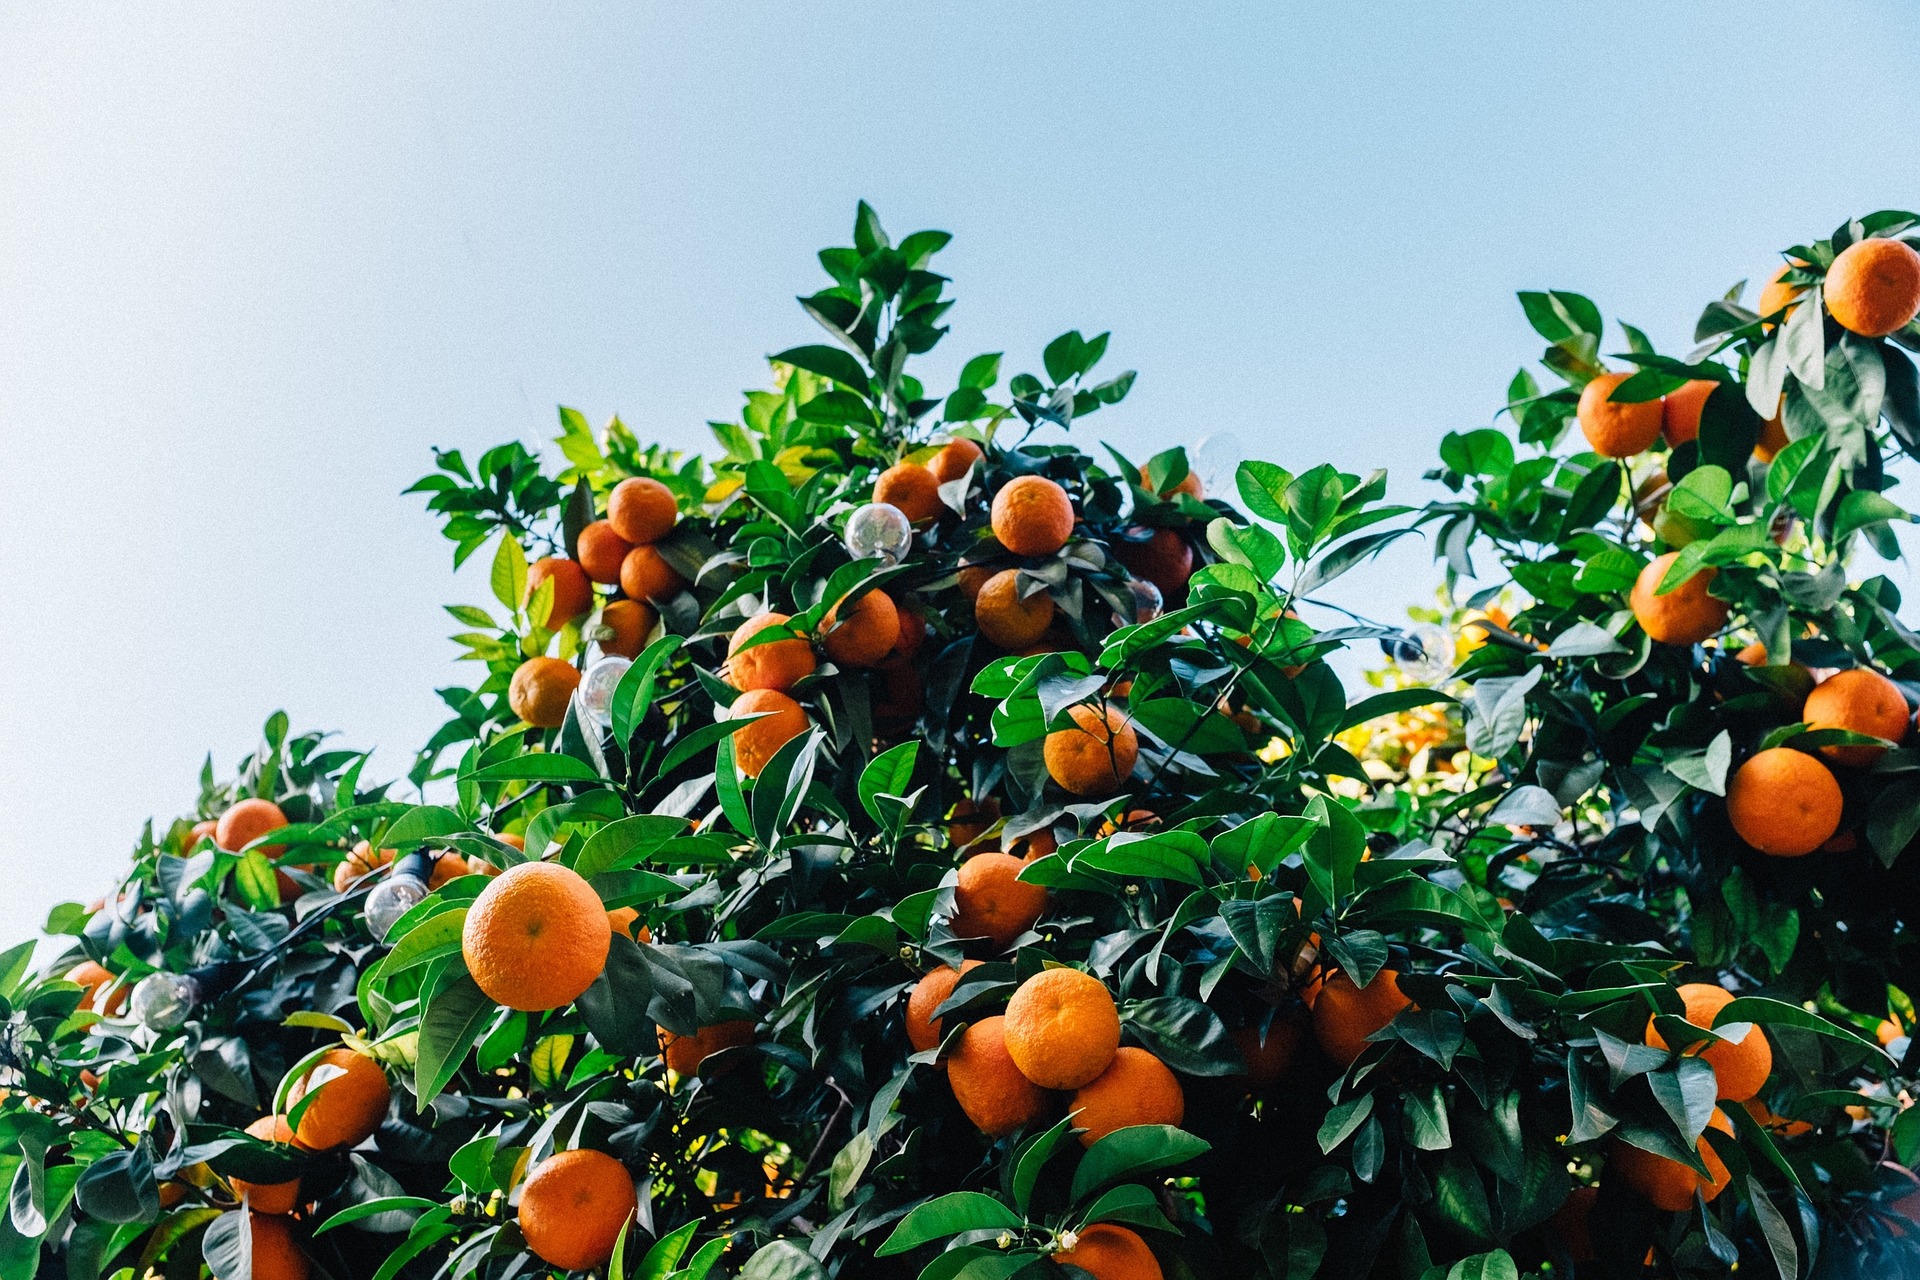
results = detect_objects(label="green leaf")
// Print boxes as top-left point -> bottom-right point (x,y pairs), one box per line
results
874,1192 -> 1022,1256
462,753 -> 602,784
1075,831 -> 1206,886
490,535 -> 528,615
1077,1183 -> 1175,1233
858,742 -> 920,829
574,816 -> 687,880
1833,489 -> 1912,544
1237,460 -> 1294,522
314,1197 -> 439,1235
413,974 -> 493,1109
1714,996 -> 1886,1055
1068,1125 -> 1209,1203
611,635 -> 684,747
1447,1251 -> 1519,1280
771,345 -> 870,396
1011,1118 -> 1074,1215
1317,1093 -> 1375,1153
234,851 -> 281,910
381,909 -> 469,976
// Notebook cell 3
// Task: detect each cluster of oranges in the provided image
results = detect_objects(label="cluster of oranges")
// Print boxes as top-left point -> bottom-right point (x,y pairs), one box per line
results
509,476 -> 686,729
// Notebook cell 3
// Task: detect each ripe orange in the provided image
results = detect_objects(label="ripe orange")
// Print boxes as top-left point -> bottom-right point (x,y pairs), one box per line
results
232,1115 -> 302,1214
1312,969 -> 1412,1067
1661,380 -> 1716,447
874,661 -> 924,725
425,854 -> 470,888
1143,463 -> 1203,501
947,1015 -> 1051,1137
1115,529 -> 1195,605
597,598 -> 655,659
1629,554 -> 1728,646
1726,747 -> 1842,857
1008,826 -> 1057,862
975,569 -> 1056,649
874,462 -> 943,524
607,477 -> 678,544
333,840 -> 392,892
730,689 -> 812,777
1004,968 -> 1121,1090
288,1049 -> 390,1150
607,906 -> 650,940
508,656 -> 581,729
527,557 -> 592,629
576,520 -> 633,585
822,589 -> 901,668
1070,1047 -> 1185,1147
461,861 -> 612,1011
185,819 -> 218,851
1824,237 -> 1920,337
1043,703 -> 1139,798
216,798 -> 289,855
1549,1186 -> 1599,1264
906,960 -> 984,1053
1757,262 -> 1805,330
991,475 -> 1075,557
1053,1223 -> 1164,1279
247,1214 -> 310,1280
1578,372 -> 1664,458
885,600 -> 926,665
1803,667 -> 1910,766
956,564 -> 994,603
1232,1015 -> 1303,1089
518,1148 -> 638,1271
948,798 -> 1002,852
1754,403 -> 1791,461
1610,1107 -> 1734,1212
1741,1097 -> 1813,1138
727,613 -> 817,692
618,544 -> 688,603
657,1020 -> 755,1075
1645,983 -> 1772,1102
928,438 -> 984,483
951,852 -> 1048,949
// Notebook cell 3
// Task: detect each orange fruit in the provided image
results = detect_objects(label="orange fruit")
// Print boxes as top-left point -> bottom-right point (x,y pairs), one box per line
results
1232,1016 -> 1303,1089
607,906 -> 647,940
1734,642 -> 1770,667
873,661 -> 925,725
576,520 -> 633,585
1142,463 -> 1203,501
597,598 -> 655,659
1096,809 -> 1160,839
928,438 -> 984,483
874,462 -> 943,524
975,569 -> 1055,649
518,1149 -> 637,1271
822,589 -> 901,668
508,656 -> 580,729
1645,983 -> 1772,1102
1610,1107 -> 1734,1212
247,1214 -> 310,1280
1824,237 -> 1920,337
1630,554 -> 1728,646
948,798 -> 1002,851
1755,402 -> 1791,461
951,852 -> 1048,949
65,960 -> 124,1016
1043,703 -> 1139,798
1742,1097 -> 1813,1138
461,861 -> 612,1011
1661,380 -> 1716,447
607,477 -> 678,544
1115,529 -> 1195,606
231,1115 -> 302,1214
1004,968 -> 1121,1089
727,612 -> 817,692
991,475 -> 1075,556
618,544 -> 687,603
185,819 -> 218,852
497,833 -> 525,851
1578,371 -> 1664,458
947,1015 -> 1051,1137
333,840 -> 393,891
885,601 -> 926,666
1008,827 -> 1057,862
1726,747 -> 1842,857
730,689 -> 811,777
1549,1186 -> 1599,1263
527,557 -> 592,629
1070,1047 -> 1185,1147
956,564 -> 994,602
657,1020 -> 755,1075
1052,1223 -> 1164,1279
1757,262 -> 1805,331
1312,969 -> 1412,1067
288,1049 -> 391,1150
1803,667 -> 1910,765
906,960 -> 984,1053
216,798 -> 289,855
426,854 -> 471,888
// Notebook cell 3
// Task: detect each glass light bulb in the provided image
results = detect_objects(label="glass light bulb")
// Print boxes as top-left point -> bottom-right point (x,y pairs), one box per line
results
1395,623 -> 1457,683
579,656 -> 632,727
1126,579 -> 1163,623
1192,431 -> 1246,500
844,502 -> 914,565
130,972 -> 199,1031
364,874 -> 428,940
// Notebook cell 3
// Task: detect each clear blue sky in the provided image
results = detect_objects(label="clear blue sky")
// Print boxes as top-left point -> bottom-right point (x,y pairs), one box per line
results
3,2 -> 1918,944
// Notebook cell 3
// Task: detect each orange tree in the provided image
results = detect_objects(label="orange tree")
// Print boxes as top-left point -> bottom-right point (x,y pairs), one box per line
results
0,204 -> 1913,1280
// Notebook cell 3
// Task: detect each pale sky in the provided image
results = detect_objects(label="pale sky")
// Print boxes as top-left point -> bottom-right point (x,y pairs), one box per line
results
3,2 -> 1918,945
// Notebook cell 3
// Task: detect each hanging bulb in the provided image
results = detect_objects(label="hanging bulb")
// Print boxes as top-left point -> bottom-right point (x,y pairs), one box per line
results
1126,579 -> 1163,623
130,972 -> 200,1031
364,851 -> 433,940
844,502 -> 914,565
578,656 -> 632,728
1192,432 -> 1247,499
